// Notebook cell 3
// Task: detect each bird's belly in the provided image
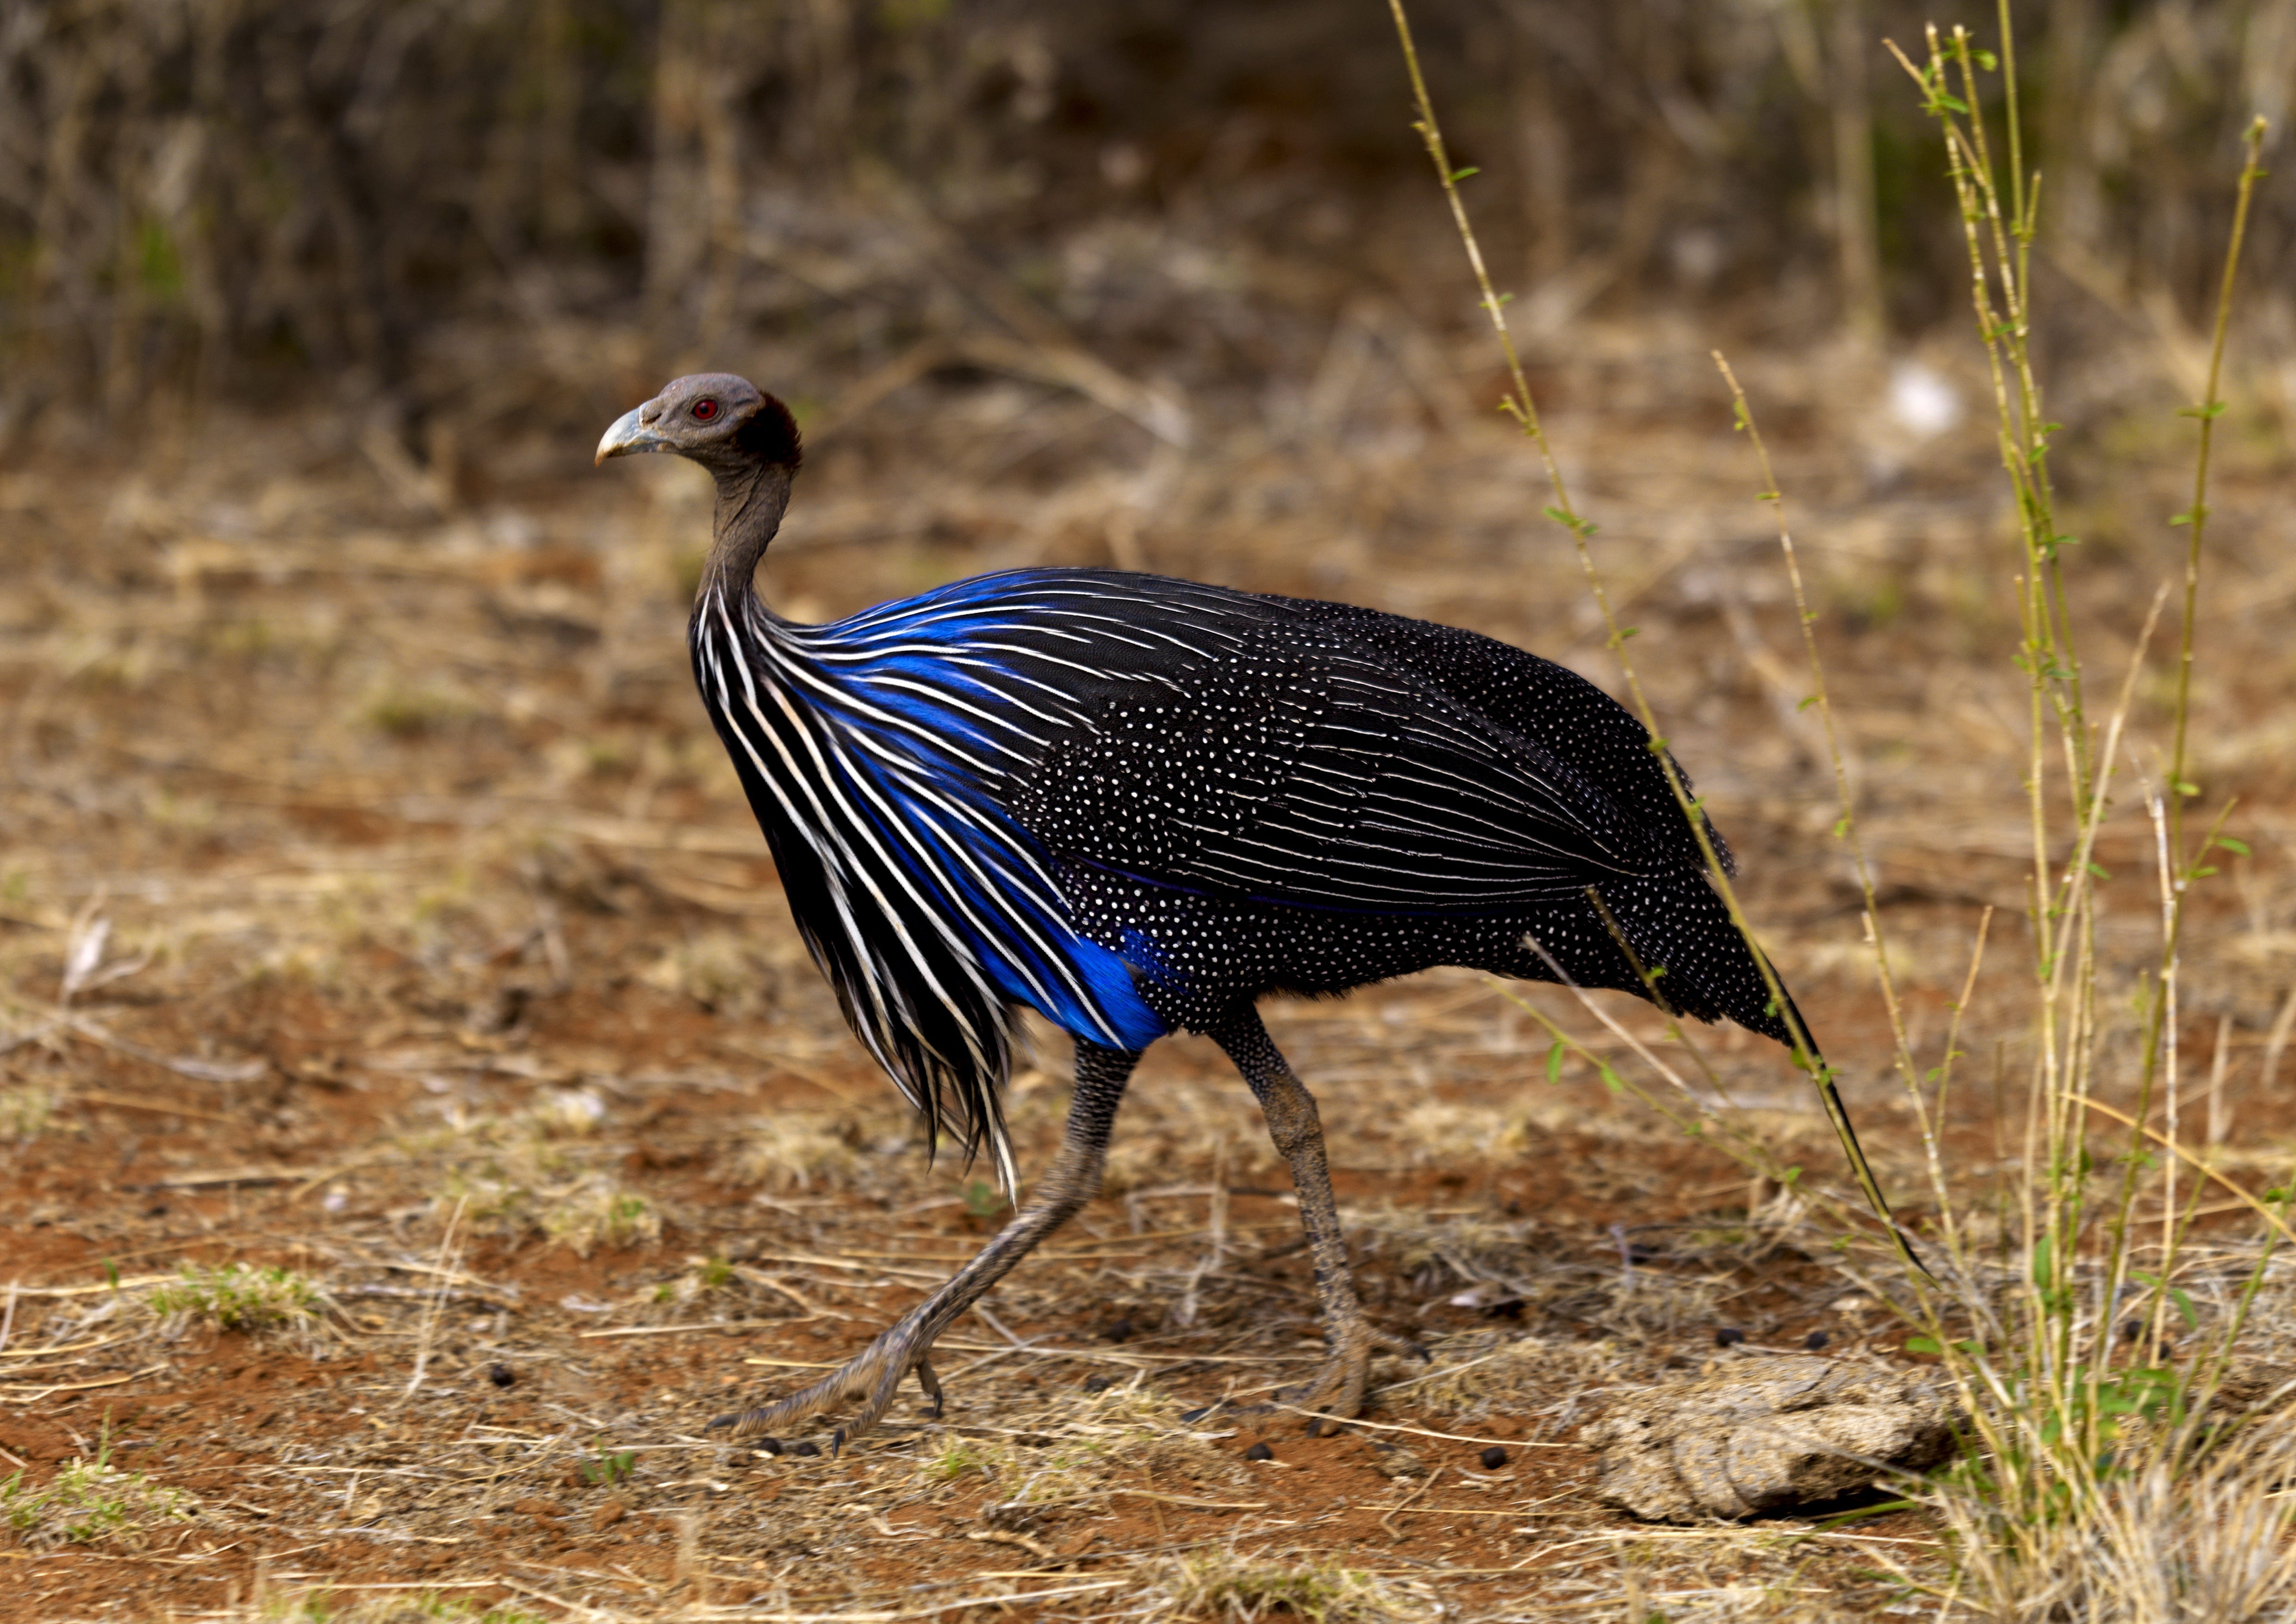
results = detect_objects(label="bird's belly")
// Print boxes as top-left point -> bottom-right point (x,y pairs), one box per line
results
1051,862 -> 1580,1033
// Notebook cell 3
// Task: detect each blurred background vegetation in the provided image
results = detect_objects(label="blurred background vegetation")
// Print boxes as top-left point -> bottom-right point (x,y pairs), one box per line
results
2,0 -> 2291,460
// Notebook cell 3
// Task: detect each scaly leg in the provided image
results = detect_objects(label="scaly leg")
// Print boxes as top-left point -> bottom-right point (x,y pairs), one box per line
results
710,1039 -> 1139,1454
1212,1008 -> 1423,1434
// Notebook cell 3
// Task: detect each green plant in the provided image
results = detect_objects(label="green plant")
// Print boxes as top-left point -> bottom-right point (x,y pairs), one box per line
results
577,1444 -> 636,1487
147,1262 -> 324,1335
1860,21 -> 2279,1607
2,1429 -> 198,1549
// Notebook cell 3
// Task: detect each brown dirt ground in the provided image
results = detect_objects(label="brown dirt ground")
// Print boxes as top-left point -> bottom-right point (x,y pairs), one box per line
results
5,319 -> 2296,1620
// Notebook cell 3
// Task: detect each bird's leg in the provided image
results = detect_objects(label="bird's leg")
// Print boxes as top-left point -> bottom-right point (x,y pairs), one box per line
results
710,1039 -> 1138,1455
1212,1009 -> 1423,1434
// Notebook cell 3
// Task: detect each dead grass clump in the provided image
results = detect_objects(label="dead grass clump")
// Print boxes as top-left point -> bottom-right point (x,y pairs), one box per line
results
731,1110 -> 868,1191
1392,1099 -> 1519,1166
648,1253 -> 738,1317
1910,1418 -> 2296,1620
360,685 -> 481,740
642,928 -> 781,1017
424,1102 -> 660,1255
254,1591 -> 549,1624
146,1262 -> 329,1341
442,1155 -> 660,1257
1141,1549 -> 1425,1623
541,1183 -> 660,1256
2,1447 -> 199,1549
921,1386 -> 1249,1514
518,1086 -> 609,1137
0,1081 -> 58,1138
1397,1330 -> 1623,1418
1345,1204 -> 1548,1294
1099,1134 -> 1179,1195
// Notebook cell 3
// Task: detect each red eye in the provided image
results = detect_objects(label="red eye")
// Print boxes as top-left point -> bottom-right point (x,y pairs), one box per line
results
691,398 -> 720,421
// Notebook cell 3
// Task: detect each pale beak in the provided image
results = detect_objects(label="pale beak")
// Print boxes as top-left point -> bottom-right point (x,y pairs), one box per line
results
595,403 -> 669,466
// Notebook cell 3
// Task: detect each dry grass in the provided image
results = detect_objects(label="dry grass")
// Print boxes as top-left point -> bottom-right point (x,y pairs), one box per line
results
1143,1548 -> 1430,1623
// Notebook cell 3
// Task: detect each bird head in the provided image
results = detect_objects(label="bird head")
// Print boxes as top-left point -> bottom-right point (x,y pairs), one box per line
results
594,374 -> 802,477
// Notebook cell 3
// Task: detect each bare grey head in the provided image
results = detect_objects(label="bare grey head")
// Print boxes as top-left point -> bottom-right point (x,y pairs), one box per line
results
594,373 -> 801,480
597,374 -> 804,593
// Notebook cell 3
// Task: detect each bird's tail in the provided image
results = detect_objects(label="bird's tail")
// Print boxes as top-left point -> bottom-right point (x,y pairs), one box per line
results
1586,881 -> 1929,1277
1779,1003 -> 1930,1279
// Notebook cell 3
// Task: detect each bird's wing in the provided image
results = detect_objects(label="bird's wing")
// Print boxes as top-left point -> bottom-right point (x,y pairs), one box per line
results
1011,619 -> 1651,911
1260,594 -> 1731,874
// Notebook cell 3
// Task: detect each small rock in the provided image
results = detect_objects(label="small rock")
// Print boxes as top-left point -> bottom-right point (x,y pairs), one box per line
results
1479,1445 -> 1508,1470
1481,1298 -> 1526,1320
1082,1375 -> 1113,1393
488,1363 -> 516,1388
1583,1355 -> 1958,1522
1803,1330 -> 1831,1351
512,1497 -> 564,1519
1104,1317 -> 1134,1343
1243,1442 -> 1274,1462
791,1441 -> 821,1458
1714,1327 -> 1747,1348
591,1500 -> 627,1531
1178,1404 -> 1218,1423
755,1437 -> 785,1456
1368,1442 -> 1428,1480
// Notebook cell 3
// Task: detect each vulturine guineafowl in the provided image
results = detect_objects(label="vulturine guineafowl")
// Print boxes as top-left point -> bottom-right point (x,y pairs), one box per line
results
596,373 -> 1898,1452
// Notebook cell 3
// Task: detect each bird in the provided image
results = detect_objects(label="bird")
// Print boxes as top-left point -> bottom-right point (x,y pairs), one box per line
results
596,372 -> 1899,1452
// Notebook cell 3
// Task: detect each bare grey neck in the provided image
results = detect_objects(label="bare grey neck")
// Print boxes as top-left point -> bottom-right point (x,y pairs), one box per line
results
700,462 -> 795,611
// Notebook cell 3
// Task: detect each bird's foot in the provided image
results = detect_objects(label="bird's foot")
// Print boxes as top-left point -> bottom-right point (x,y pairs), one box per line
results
1283,1316 -> 1429,1436
708,1312 -> 946,1457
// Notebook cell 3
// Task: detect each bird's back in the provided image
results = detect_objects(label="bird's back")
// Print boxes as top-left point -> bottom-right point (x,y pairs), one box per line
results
751,568 -> 1769,1022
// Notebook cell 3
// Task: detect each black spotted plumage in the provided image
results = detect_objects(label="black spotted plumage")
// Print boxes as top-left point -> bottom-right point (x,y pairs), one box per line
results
597,371 -> 1904,1307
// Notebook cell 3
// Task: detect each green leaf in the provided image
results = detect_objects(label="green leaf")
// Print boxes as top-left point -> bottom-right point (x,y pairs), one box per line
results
2086,861 -> 2111,881
2170,1287 -> 2198,1329
2178,400 -> 2228,419
1797,694 -> 1821,712
1904,1336 -> 1942,1355
2215,836 -> 2251,856
2175,780 -> 2201,797
1541,504 -> 1597,537
1974,48 -> 1998,70
1449,165 -> 1481,181
1545,1039 -> 1566,1084
1833,815 -> 1851,838
1595,1062 -> 1624,1096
